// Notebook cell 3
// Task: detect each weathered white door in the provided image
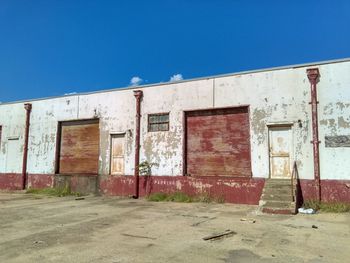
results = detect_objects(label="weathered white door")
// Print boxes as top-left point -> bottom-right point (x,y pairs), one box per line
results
6,138 -> 21,173
269,126 -> 292,179
110,134 -> 125,175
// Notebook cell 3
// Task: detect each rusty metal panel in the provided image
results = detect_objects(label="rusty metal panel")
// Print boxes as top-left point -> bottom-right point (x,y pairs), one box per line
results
111,134 -> 125,175
59,120 -> 99,174
186,107 -> 251,177
269,126 -> 292,179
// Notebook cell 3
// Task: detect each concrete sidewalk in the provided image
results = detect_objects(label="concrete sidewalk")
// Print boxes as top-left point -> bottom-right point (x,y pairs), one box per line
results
0,192 -> 349,263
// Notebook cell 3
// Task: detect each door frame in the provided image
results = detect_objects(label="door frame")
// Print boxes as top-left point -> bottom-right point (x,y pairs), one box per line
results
267,123 -> 294,179
109,133 -> 126,175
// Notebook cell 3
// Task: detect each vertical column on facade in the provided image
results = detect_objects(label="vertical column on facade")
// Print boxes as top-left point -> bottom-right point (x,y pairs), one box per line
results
133,90 -> 143,198
22,103 -> 32,190
306,68 -> 321,201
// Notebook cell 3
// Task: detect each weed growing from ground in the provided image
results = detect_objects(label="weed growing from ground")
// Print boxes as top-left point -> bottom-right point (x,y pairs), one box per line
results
147,192 -> 225,204
166,192 -> 193,203
146,192 -> 168,202
26,185 -> 81,197
303,200 -> 350,213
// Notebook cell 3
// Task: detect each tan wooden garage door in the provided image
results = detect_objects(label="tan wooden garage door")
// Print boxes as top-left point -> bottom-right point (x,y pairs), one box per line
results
186,107 -> 251,177
59,120 -> 99,174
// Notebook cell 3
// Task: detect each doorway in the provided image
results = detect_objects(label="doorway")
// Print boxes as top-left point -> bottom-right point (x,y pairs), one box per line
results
268,125 -> 292,179
58,119 -> 99,174
110,134 -> 125,175
185,107 -> 251,177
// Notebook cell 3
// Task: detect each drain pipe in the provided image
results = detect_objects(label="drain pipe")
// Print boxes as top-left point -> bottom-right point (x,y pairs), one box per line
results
22,103 -> 32,190
307,68 -> 321,201
133,90 -> 143,199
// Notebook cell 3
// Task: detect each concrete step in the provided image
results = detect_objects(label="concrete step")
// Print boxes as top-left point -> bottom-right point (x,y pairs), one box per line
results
260,179 -> 296,215
264,183 -> 291,190
262,206 -> 295,215
54,174 -> 97,195
263,187 -> 292,196
263,200 -> 294,208
264,191 -> 292,197
261,193 -> 293,202
264,186 -> 292,192
265,179 -> 291,185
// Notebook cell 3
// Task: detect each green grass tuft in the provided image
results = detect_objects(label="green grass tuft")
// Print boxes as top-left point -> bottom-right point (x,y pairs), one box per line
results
165,192 -> 193,203
303,199 -> 321,211
193,192 -> 212,203
146,192 -> 168,202
147,192 -> 225,204
26,185 -> 81,197
303,200 -> 350,213
213,195 -> 226,204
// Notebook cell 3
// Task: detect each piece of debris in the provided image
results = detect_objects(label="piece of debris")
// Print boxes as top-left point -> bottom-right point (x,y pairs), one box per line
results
122,233 -> 157,240
312,225 -> 318,229
191,217 -> 216,226
298,208 -> 315,214
182,214 -> 209,219
75,197 -> 85,200
240,218 -> 256,223
33,240 -> 44,244
203,229 -> 236,241
282,224 -> 307,229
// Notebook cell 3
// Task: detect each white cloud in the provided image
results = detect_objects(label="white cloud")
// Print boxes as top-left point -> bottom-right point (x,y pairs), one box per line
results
130,76 -> 143,86
64,92 -> 77,95
169,74 -> 183,82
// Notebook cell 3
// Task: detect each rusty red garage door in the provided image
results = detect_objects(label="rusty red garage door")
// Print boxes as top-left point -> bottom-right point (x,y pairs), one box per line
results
185,107 -> 251,177
58,119 -> 99,174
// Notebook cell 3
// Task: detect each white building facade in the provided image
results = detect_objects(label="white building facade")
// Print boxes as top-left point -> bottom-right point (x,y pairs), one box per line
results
0,59 -> 349,204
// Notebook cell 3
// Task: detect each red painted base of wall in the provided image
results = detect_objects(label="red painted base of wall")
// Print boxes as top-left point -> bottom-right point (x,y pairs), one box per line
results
99,176 -> 350,204
0,173 -> 54,190
99,176 -> 265,205
299,179 -> 350,203
1,173 -> 349,205
0,173 -> 22,190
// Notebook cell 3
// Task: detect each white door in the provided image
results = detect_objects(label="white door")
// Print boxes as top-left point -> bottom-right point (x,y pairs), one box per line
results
6,138 -> 21,173
269,126 -> 292,179
110,134 -> 125,175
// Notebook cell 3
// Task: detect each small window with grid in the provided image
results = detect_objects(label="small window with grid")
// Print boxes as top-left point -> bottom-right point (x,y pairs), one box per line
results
148,113 -> 169,132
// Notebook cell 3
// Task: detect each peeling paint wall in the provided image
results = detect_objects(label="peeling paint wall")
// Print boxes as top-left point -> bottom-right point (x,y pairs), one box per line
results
140,79 -> 213,175
215,69 -> 314,179
0,61 -> 350,183
318,63 -> 350,180
0,103 -> 26,173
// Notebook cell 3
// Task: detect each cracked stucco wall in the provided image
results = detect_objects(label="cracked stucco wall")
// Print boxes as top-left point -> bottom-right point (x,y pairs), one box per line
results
318,63 -> 350,180
0,61 -> 349,180
0,103 -> 25,173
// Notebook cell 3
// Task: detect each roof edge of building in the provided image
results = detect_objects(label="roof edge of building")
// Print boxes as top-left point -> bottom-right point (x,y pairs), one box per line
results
1,57 -> 350,106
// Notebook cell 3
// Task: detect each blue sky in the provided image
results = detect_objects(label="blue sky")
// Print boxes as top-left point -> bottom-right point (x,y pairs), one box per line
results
1,0 -> 350,103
